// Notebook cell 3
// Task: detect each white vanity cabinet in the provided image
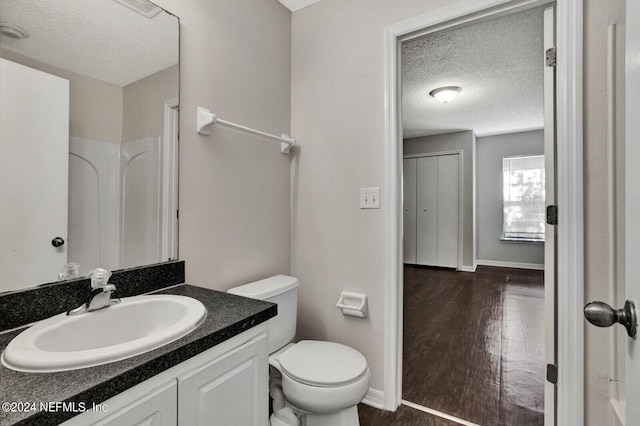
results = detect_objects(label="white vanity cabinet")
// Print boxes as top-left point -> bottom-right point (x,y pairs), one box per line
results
178,330 -> 268,425
61,324 -> 268,426
92,381 -> 177,426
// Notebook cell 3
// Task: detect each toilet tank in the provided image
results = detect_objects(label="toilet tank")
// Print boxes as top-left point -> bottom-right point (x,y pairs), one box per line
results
227,275 -> 299,354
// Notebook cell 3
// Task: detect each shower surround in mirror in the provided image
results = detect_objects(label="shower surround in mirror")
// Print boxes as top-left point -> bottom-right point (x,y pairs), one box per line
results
0,0 -> 179,293
69,135 -> 162,276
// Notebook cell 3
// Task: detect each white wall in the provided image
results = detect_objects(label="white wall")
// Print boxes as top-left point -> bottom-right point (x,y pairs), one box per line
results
122,65 -> 179,143
476,130 -> 545,266
290,0 -> 474,394
404,131 -> 476,269
1,50 -> 123,143
151,0 -> 292,289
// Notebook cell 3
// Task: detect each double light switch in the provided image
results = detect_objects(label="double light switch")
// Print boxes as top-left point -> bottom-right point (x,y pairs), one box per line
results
360,187 -> 380,209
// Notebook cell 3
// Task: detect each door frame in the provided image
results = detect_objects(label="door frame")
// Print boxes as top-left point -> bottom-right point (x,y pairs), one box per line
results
625,1 -> 640,423
383,0 -> 584,424
403,151 -> 464,270
162,98 -> 179,263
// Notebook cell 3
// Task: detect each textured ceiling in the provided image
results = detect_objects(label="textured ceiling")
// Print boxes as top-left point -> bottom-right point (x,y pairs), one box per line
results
278,0 -> 322,12
402,7 -> 544,138
0,0 -> 178,87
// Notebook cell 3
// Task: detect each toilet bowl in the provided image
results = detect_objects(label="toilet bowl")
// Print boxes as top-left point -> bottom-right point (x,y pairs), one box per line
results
228,275 -> 369,426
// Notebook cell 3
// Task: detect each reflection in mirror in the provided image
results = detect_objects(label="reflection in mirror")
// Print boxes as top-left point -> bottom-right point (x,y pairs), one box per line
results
0,0 -> 179,293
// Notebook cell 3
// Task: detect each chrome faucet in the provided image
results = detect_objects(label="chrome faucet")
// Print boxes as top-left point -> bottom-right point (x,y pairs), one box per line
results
67,268 -> 120,316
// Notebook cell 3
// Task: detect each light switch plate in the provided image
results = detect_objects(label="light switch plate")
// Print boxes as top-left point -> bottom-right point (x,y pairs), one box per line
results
360,187 -> 380,209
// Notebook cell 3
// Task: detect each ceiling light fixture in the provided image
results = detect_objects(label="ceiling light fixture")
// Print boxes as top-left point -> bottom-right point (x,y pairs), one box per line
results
0,22 -> 29,40
430,86 -> 461,103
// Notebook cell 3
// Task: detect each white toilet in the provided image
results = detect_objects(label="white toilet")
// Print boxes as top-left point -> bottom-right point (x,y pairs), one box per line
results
228,275 -> 370,426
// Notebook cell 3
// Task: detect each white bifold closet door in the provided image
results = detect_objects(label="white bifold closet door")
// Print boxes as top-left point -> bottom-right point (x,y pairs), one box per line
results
403,158 -> 418,264
435,154 -> 459,268
403,154 -> 459,268
416,156 -> 438,265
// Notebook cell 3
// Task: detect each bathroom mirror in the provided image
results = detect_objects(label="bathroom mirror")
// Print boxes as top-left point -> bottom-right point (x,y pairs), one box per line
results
0,0 -> 179,293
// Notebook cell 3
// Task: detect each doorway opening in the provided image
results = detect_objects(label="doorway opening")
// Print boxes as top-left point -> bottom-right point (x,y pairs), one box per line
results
399,6 -> 549,424
383,0 -> 583,424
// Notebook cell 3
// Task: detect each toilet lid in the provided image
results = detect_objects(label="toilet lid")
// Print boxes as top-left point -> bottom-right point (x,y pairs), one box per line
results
279,340 -> 368,387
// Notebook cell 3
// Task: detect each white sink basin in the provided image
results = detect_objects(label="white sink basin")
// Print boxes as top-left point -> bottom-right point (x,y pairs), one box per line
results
1,294 -> 207,373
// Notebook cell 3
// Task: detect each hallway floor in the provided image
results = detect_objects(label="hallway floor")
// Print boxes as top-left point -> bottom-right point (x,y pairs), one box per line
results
396,265 -> 545,425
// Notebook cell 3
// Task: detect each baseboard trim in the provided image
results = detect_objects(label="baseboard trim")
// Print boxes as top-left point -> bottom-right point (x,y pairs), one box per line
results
362,387 -> 385,409
611,398 -> 625,426
401,400 -> 480,426
476,259 -> 544,270
459,264 -> 477,272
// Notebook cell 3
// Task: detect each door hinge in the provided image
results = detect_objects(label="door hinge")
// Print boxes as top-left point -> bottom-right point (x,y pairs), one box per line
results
546,205 -> 558,225
546,363 -> 558,385
546,47 -> 557,67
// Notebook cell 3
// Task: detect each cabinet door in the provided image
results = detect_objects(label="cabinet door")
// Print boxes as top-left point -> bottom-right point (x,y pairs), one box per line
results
178,333 -> 268,426
403,158 -> 417,264
437,154 -> 459,268
94,381 -> 177,426
416,156 -> 438,266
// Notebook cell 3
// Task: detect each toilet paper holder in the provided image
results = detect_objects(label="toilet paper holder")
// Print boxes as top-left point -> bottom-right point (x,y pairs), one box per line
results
336,292 -> 368,318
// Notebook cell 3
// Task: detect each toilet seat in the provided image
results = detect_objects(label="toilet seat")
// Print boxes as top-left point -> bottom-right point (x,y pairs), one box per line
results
275,340 -> 370,415
280,367 -> 370,415
278,340 -> 368,387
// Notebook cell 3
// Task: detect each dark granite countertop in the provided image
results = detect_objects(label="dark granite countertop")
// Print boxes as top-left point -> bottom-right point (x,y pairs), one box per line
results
0,284 -> 276,426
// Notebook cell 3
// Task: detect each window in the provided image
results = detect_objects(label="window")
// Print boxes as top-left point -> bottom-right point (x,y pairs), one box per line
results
502,155 -> 545,241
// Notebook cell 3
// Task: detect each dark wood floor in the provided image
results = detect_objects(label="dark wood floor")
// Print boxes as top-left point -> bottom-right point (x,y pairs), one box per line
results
358,403 -> 460,425
396,265 -> 544,425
